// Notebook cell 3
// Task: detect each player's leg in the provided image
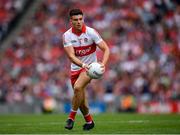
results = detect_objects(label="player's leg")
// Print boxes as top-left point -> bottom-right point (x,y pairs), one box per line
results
79,91 -> 89,115
65,71 -> 91,130
79,91 -> 95,130
72,71 -> 91,111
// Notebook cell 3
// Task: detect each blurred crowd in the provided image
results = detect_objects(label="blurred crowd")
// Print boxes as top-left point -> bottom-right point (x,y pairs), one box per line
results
0,0 -> 180,110
0,0 -> 28,41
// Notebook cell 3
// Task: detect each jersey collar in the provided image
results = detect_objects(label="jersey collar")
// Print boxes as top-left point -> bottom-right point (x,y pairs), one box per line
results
72,24 -> 86,36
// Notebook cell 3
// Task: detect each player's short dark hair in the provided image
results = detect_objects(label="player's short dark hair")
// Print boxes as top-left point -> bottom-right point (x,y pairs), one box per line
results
69,8 -> 83,17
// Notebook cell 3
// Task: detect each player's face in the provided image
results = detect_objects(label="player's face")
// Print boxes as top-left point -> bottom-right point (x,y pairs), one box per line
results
71,15 -> 84,31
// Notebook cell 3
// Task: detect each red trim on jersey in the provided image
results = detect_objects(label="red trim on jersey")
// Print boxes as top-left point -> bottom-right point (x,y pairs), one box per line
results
72,24 -> 86,36
74,43 -> 96,57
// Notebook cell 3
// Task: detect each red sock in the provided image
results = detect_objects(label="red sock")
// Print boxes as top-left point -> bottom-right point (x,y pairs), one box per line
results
68,110 -> 77,121
84,113 -> 93,123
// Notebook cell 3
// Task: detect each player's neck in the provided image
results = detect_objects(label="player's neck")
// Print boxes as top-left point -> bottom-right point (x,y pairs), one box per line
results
75,28 -> 82,33
72,24 -> 86,35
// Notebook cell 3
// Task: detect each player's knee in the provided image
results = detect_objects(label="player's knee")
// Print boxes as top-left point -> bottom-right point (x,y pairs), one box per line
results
73,84 -> 83,93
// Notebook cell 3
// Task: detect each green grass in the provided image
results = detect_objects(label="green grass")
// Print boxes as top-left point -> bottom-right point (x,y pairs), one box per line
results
0,113 -> 180,134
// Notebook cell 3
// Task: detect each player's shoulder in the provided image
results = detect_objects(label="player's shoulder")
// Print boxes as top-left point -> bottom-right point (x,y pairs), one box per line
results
86,26 -> 95,33
86,26 -> 97,35
63,28 -> 72,37
86,26 -> 101,39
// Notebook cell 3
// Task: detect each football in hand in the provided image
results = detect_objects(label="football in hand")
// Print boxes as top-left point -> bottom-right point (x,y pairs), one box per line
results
87,62 -> 104,79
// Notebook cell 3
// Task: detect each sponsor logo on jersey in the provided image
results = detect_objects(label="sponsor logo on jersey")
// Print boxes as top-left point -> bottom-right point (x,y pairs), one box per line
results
74,43 -> 96,56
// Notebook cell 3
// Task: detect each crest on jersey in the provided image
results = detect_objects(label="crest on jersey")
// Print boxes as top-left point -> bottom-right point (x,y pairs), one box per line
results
84,38 -> 88,43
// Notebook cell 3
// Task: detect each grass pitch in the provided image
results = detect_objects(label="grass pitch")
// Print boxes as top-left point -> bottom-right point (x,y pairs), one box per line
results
0,113 -> 180,134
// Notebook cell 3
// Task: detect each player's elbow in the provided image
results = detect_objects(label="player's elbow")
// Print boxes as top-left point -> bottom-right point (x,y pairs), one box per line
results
101,42 -> 110,53
68,54 -> 75,62
104,45 -> 110,55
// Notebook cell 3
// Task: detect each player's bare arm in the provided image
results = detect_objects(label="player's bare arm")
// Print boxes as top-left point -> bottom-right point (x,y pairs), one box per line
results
97,40 -> 110,71
64,46 -> 89,69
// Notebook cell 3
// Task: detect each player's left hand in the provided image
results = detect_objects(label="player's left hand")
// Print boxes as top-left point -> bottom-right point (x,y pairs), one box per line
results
98,62 -> 105,73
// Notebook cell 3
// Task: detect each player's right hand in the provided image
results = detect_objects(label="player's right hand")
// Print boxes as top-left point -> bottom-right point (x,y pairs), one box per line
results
82,63 -> 90,71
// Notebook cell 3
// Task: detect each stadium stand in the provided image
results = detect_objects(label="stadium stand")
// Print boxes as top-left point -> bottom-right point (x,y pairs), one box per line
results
0,0 -> 34,43
0,0 -> 179,113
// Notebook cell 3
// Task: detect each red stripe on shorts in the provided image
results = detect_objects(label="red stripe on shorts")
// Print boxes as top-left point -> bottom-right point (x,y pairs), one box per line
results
71,68 -> 86,86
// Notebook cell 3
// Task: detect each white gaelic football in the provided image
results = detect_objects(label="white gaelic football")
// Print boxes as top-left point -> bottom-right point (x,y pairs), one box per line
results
87,62 -> 104,79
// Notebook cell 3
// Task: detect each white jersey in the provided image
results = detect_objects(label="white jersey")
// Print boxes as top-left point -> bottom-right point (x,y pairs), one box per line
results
63,25 -> 103,71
